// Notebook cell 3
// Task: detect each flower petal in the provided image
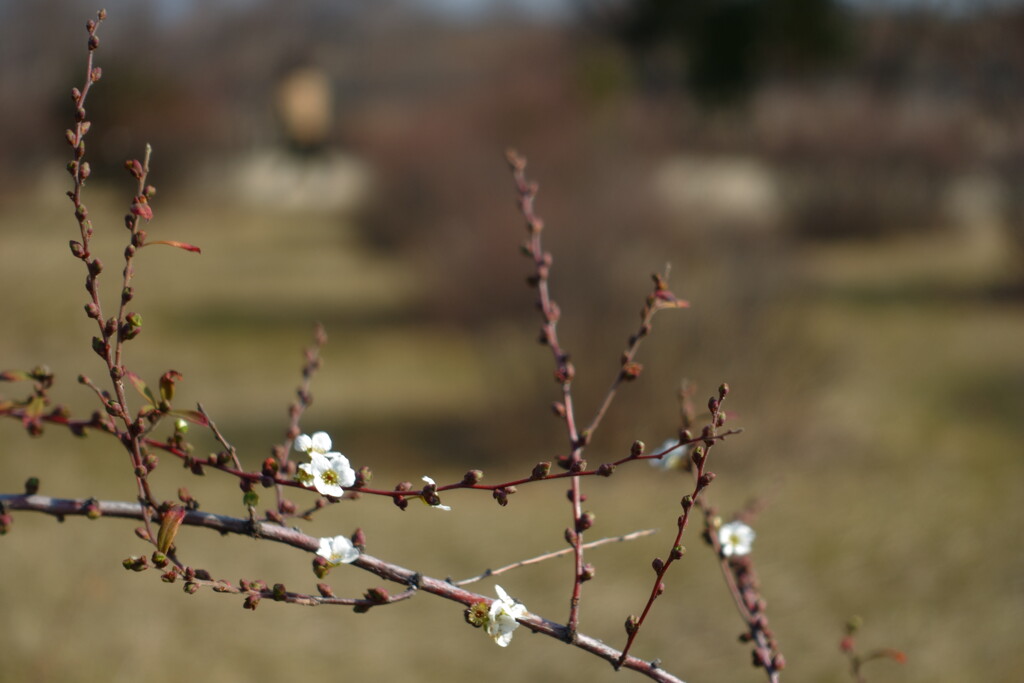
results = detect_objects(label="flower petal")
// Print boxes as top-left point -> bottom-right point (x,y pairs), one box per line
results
311,431 -> 332,453
294,434 -> 313,453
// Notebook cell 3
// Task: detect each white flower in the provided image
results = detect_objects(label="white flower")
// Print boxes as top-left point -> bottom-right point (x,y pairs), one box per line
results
421,476 -> 452,511
317,535 -> 360,565
301,451 -> 356,497
719,520 -> 756,557
487,585 -> 527,647
649,438 -> 690,470
295,431 -> 333,456
293,431 -> 355,497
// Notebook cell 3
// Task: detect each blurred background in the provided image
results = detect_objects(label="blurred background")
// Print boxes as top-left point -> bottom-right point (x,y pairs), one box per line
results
1,0 -> 1022,681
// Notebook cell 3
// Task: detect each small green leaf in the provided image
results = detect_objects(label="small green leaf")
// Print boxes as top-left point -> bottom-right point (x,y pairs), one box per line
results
170,410 -> 209,427
125,371 -> 157,406
0,370 -> 31,382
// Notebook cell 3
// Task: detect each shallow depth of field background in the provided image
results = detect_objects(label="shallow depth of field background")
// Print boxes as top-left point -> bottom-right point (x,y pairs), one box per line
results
1,1 -> 1022,681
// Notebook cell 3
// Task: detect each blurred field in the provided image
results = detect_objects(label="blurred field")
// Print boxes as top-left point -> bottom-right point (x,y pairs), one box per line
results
3,3 -> 1024,682
2,163 -> 1022,683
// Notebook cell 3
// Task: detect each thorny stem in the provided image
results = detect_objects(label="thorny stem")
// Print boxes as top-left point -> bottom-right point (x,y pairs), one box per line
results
506,150 -> 690,640
708,533 -> 782,682
1,493 -> 686,683
616,388 -> 731,669
65,12 -> 158,539
583,280 -> 688,437
507,149 -> 586,637
273,323 -> 327,516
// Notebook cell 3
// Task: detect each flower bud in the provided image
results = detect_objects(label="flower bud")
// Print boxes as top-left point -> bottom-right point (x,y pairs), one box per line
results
630,440 -> 644,457
24,477 -> 40,495
651,557 -> 664,573
317,583 -> 334,598
596,463 -> 615,477
624,615 -> 639,635
530,462 -> 551,479
621,361 -> 642,380
461,469 -> 483,485
261,458 -> 279,477
576,511 -> 594,532
122,555 -> 149,572
554,362 -> 575,384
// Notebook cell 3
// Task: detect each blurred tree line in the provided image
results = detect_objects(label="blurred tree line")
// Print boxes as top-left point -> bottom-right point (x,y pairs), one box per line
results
601,0 -> 850,102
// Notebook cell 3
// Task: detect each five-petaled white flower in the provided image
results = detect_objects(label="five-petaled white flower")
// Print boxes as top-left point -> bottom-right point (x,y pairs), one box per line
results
317,535 -> 360,566
718,520 -> 756,557
421,476 -> 452,511
298,451 -> 356,497
294,431 -> 355,497
649,438 -> 690,470
487,585 -> 527,647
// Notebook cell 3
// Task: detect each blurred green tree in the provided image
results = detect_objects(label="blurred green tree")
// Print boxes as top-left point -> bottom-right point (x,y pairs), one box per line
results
605,0 -> 851,103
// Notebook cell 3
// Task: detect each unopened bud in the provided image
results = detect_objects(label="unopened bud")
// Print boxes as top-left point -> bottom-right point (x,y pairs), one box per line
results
576,511 -> 595,532
312,556 -> 330,579
531,462 -> 551,479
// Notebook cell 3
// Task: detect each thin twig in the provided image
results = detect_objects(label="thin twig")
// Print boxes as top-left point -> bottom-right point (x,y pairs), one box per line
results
454,529 -> 657,586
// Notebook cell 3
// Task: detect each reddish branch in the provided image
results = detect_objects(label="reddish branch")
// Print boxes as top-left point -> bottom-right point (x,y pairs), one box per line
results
506,150 -> 690,640
0,493 -> 684,683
